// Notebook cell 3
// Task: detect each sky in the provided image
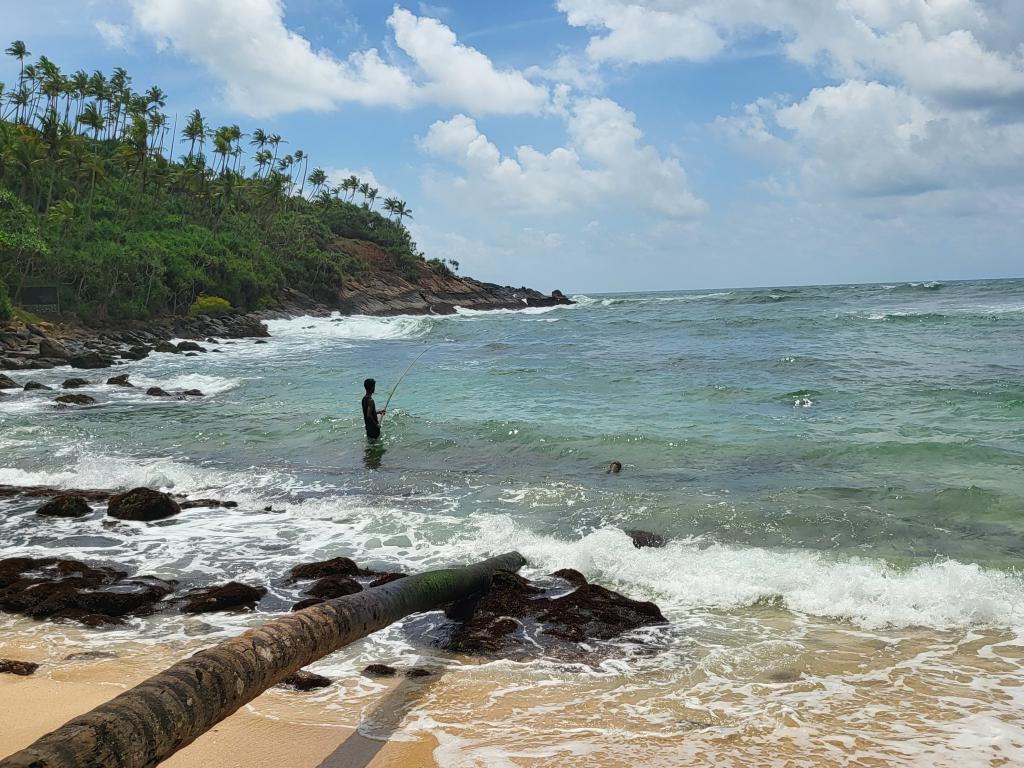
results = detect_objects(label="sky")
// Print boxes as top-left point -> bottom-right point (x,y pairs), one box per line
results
2,0 -> 1023,292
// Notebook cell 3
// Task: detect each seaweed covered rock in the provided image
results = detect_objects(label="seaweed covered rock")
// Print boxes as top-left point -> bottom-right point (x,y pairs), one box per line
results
106,374 -> 132,387
61,378 -> 90,389
288,556 -> 369,581
146,387 -> 171,397
278,670 -> 331,691
24,381 -> 52,391
447,570 -> 666,659
306,575 -> 362,599
36,495 -> 92,518
0,659 -> 39,676
0,556 -> 175,625
55,394 -> 95,406
179,582 -> 267,613
107,487 -> 180,521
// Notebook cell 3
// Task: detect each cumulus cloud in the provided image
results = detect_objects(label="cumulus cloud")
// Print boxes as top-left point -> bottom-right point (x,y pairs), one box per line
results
127,1 -> 548,117
419,98 -> 705,218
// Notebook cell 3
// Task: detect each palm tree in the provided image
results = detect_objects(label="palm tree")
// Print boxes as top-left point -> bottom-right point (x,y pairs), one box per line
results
306,167 -> 326,200
393,199 -> 413,223
268,133 -> 284,168
382,196 -> 398,218
181,109 -> 205,160
77,102 -> 105,140
366,186 -> 379,210
342,174 -> 359,201
5,41 -> 30,122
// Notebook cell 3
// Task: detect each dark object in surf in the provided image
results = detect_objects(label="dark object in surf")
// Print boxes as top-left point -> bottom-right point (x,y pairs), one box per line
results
176,341 -> 206,353
107,487 -> 181,521
62,378 -> 90,389
153,342 -> 179,354
405,667 -> 432,678
0,374 -> 18,389
608,461 -> 622,474
0,556 -> 175,626
179,582 -> 267,614
368,572 -> 407,588
36,495 -> 92,518
178,498 -> 238,510
107,374 -> 132,387
288,556 -> 370,581
254,339 -> 268,344
24,381 -> 52,391
550,568 -> 588,587
362,664 -> 397,678
146,387 -> 171,397
69,352 -> 114,369
55,394 -> 96,406
120,346 -> 151,361
180,389 -> 204,397
306,575 -> 363,599
447,569 -> 666,657
65,651 -> 118,661
625,529 -> 667,549
278,670 -> 331,691
291,598 -> 325,612
0,659 -> 39,676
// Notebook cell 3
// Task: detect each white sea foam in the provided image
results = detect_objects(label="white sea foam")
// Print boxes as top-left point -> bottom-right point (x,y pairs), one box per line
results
461,517 -> 1024,631
266,313 -> 434,341
129,373 -> 241,397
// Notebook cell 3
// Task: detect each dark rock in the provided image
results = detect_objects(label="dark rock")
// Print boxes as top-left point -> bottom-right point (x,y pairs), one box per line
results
69,352 -> 114,369
0,485 -> 112,502
55,394 -> 96,406
37,338 -> 69,360
0,374 -> 18,389
24,381 -> 52,391
180,389 -> 204,397
368,572 -> 408,588
180,582 -> 267,613
289,556 -> 369,581
106,374 -> 132,387
176,341 -> 206,353
178,498 -> 238,510
146,387 -> 171,397
153,342 -> 179,354
625,530 -> 667,549
37,495 -> 93,518
306,575 -> 362,599
291,598 -> 325,612
447,571 -> 666,657
184,352 -> 199,357
0,659 -> 39,676
405,667 -> 432,678
0,556 -> 173,625
254,339 -> 268,344
362,664 -> 397,678
205,337 -> 218,344
62,378 -> 90,389
279,670 -> 332,691
107,487 -> 181,521
120,346 -> 151,361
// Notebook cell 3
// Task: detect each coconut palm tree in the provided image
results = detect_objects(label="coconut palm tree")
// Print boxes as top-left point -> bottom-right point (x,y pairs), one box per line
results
366,186 -> 379,209
181,109 -> 205,160
306,167 -> 326,200
392,199 -> 413,223
5,41 -> 30,122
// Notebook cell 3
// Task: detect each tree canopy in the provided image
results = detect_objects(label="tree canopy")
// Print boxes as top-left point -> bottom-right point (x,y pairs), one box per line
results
0,41 -> 428,321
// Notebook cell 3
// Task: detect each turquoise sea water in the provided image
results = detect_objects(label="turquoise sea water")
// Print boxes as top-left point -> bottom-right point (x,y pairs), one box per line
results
2,278 -> 1024,764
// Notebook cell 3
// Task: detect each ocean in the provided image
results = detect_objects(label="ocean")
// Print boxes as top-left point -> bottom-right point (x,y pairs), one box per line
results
2,277 -> 1024,766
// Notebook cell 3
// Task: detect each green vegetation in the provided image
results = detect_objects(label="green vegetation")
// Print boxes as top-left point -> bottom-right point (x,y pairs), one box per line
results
189,294 -> 232,316
0,41 -> 426,321
0,277 -> 12,320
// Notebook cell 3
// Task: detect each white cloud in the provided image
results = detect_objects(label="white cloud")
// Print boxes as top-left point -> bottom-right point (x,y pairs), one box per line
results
387,8 -> 550,115
95,20 -> 131,50
127,1 -> 549,117
419,98 -> 705,219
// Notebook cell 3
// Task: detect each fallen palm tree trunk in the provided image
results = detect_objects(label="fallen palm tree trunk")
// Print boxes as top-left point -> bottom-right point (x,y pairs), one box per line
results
1,551 -> 526,768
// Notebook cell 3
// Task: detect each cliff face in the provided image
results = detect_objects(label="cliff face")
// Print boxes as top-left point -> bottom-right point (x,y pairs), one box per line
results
331,239 -> 572,316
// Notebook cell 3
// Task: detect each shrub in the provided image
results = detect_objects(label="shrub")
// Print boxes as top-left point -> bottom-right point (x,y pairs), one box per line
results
189,294 -> 232,316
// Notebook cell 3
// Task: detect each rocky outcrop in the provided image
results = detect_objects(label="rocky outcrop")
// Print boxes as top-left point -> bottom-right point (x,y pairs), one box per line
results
446,570 -> 667,659
107,487 -> 181,521
36,495 -> 93,518
278,670 -> 332,691
625,529 -> 667,549
0,556 -> 175,626
305,575 -> 362,599
106,374 -> 132,387
0,374 -> 18,389
0,659 -> 40,676
179,582 -> 267,613
62,378 -> 90,389
69,352 -> 114,369
54,394 -> 96,406
24,381 -> 52,391
288,556 -> 370,581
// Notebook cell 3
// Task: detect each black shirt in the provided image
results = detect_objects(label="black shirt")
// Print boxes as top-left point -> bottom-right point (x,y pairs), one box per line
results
362,394 -> 380,439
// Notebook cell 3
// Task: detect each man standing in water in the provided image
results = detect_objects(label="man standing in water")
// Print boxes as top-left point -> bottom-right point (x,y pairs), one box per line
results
362,378 -> 386,440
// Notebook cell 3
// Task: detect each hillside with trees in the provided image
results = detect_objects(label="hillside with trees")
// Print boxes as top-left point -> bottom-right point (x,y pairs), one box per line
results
0,41 -> 451,323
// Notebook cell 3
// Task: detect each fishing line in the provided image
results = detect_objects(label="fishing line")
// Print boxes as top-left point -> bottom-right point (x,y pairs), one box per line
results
379,344 -> 435,423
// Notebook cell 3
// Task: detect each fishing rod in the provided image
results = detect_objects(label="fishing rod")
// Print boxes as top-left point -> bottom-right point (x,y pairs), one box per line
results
380,345 -> 434,424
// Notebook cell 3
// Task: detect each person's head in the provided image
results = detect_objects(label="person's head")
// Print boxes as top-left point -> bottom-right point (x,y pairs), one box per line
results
608,461 -> 622,474
364,378 -> 376,394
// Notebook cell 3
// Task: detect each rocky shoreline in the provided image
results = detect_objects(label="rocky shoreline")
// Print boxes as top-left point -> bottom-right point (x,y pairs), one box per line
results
0,273 -> 572,373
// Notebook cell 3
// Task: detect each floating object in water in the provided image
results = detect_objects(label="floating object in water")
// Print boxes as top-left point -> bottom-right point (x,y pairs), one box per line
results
608,461 -> 622,474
